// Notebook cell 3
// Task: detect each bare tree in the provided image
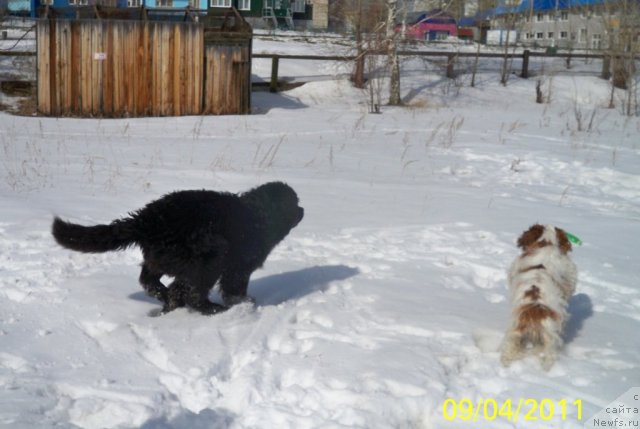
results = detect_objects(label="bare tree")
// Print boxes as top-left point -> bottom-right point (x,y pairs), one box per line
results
338,0 -> 386,90
339,0 -> 402,110
470,42 -> 481,87
384,0 -> 402,105
363,29 -> 386,113
499,13 -> 518,86
600,0 -> 639,115
351,0 -> 366,89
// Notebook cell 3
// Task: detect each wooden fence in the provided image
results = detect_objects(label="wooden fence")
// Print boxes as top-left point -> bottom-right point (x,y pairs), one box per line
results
36,18 -> 251,117
253,50 -> 620,92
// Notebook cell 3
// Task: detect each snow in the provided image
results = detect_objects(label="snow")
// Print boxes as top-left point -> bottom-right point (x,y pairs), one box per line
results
1,35 -> 639,429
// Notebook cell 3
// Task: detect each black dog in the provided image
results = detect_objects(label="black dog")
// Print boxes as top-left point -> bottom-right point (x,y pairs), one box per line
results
52,182 -> 304,315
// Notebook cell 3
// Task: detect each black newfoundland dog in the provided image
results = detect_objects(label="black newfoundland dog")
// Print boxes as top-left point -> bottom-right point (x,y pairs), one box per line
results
52,182 -> 304,315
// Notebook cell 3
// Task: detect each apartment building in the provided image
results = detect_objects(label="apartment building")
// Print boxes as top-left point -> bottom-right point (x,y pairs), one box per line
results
484,0 -> 637,50
518,8 -> 608,49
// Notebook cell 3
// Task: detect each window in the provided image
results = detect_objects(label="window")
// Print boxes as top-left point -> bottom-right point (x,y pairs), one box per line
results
291,0 -> 305,12
128,0 -> 141,5
560,11 -> 568,21
591,34 -> 602,49
211,0 -> 231,7
560,31 -> 568,39
238,0 -> 250,9
536,13 -> 544,22
536,32 -> 544,39
156,0 -> 172,6
69,0 -> 88,5
547,32 -> 554,39
579,28 -> 587,41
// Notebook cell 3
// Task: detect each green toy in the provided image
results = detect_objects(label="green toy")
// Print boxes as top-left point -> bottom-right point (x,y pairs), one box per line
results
565,231 -> 583,246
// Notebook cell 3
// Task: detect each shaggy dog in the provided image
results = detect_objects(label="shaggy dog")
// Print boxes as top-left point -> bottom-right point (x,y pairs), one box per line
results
52,182 -> 304,315
500,224 -> 577,370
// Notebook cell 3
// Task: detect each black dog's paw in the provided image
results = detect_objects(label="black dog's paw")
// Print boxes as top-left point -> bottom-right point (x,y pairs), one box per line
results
224,295 -> 256,307
165,287 -> 187,312
148,303 -> 182,317
146,288 -> 169,305
148,308 -> 165,318
151,301 -> 227,317
188,301 -> 228,316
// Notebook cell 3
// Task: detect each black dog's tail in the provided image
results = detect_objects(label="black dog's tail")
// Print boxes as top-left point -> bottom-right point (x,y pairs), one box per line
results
52,217 -> 137,253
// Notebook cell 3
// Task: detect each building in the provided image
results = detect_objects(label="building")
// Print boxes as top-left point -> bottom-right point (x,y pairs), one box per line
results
397,9 -> 458,40
519,7 -> 607,49
473,0 -> 639,49
11,0 -> 314,29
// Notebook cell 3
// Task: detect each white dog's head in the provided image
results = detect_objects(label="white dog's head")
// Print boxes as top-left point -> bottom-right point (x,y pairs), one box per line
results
516,224 -> 572,256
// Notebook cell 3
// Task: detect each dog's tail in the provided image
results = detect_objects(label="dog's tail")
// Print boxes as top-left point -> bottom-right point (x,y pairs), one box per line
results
52,217 -> 137,253
516,303 -> 560,345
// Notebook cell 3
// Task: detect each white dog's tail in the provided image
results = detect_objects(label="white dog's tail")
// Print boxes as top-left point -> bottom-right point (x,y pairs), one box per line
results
516,302 -> 560,345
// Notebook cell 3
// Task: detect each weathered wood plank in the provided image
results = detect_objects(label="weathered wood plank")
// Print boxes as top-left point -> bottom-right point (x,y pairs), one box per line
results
57,21 -> 71,115
91,21 -> 104,116
36,20 -> 50,115
151,22 -> 160,116
102,22 -> 114,116
49,20 -> 58,115
172,24 -> 181,117
225,45 -> 233,113
136,22 -> 148,116
161,24 -> 171,116
70,22 -> 81,114
80,22 -> 92,115
112,22 -> 122,116
205,46 -> 219,114
191,25 -> 202,114
124,21 -> 136,117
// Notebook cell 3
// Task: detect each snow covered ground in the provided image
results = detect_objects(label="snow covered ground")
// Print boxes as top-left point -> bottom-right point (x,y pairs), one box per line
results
1,35 -> 639,429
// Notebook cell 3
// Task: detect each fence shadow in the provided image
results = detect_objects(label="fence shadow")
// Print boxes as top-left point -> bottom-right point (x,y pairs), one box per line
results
251,89 -> 307,113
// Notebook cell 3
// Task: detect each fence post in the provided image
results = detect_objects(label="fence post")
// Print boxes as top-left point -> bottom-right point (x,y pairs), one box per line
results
446,53 -> 455,79
352,51 -> 365,89
521,49 -> 530,78
270,55 -> 280,93
601,55 -> 611,80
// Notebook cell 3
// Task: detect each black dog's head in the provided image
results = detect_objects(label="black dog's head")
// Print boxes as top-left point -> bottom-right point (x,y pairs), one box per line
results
242,182 -> 304,244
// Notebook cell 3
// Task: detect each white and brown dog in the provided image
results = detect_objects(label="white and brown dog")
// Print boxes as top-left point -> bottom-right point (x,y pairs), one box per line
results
500,224 -> 577,370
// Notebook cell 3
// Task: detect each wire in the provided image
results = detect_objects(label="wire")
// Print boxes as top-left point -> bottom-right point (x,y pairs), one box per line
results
0,24 -> 36,52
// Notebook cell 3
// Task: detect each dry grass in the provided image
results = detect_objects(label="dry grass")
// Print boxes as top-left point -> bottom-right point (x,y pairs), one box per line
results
0,82 -> 37,116
405,98 -> 430,110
